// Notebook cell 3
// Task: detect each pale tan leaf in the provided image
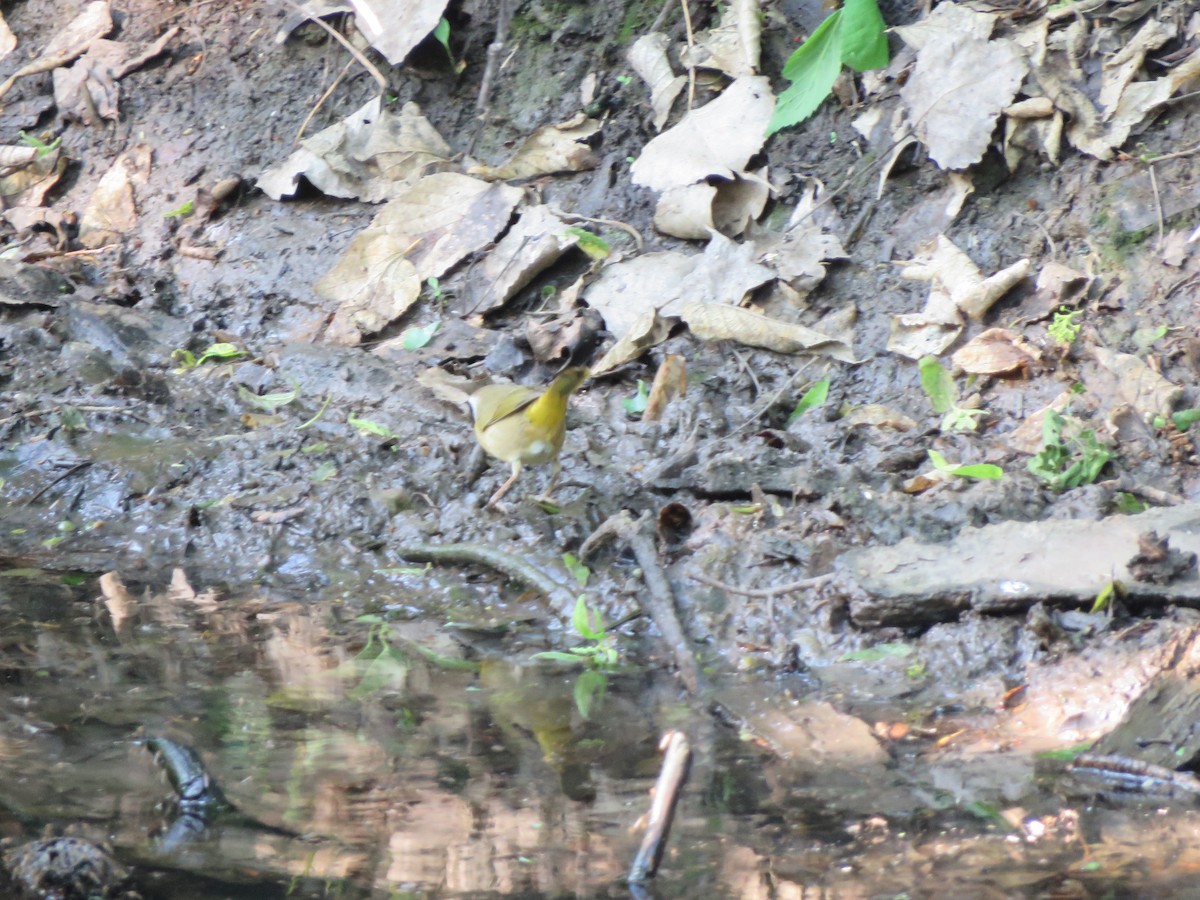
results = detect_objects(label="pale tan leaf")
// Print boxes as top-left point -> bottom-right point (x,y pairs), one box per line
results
591,308 -> 672,375
680,301 -> 856,360
79,155 -> 136,248
952,328 -> 1040,376
348,0 -> 447,66
643,354 -> 687,422
475,205 -> 578,313
630,75 -> 773,191
900,32 -> 1026,170
1091,347 -> 1183,420
679,0 -> 760,78
257,98 -> 452,201
627,33 -> 686,131
469,114 -> 600,181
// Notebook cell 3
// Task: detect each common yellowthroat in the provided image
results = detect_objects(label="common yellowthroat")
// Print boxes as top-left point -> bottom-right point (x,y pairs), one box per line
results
468,367 -> 589,507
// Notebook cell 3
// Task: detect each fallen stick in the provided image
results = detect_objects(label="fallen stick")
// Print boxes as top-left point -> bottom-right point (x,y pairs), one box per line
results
628,730 -> 692,884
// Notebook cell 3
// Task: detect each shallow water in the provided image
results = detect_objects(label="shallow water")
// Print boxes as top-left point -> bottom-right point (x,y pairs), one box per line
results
2,573 -> 1199,899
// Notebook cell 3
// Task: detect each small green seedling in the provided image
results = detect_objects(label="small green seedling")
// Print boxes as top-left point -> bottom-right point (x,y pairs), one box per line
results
172,342 -> 247,372
400,321 -> 439,350
622,379 -> 649,417
164,200 -> 194,219
431,18 -> 466,73
841,641 -> 913,662
565,227 -> 611,260
573,669 -> 607,720
767,0 -> 888,135
18,130 -> 61,158
1090,580 -> 1122,614
348,414 -> 398,440
1153,408 -> 1200,431
1048,307 -> 1082,346
918,356 -> 984,432
562,552 -> 590,587
787,376 -> 830,426
927,449 -> 1003,481
1027,409 -> 1111,490
424,277 -> 444,301
533,596 -> 619,670
237,378 -> 298,414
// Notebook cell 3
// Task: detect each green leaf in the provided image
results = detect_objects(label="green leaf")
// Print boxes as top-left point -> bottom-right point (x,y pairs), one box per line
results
562,552 -> 590,587
400,321 -> 440,350
1036,742 -> 1093,761
310,461 -> 337,482
573,670 -> 607,720
196,342 -> 246,366
348,414 -> 397,439
165,199 -> 194,219
842,641 -> 913,662
621,379 -> 649,416
918,356 -> 957,414
571,595 -> 605,641
927,449 -> 952,471
237,379 -> 298,413
565,227 -> 611,260
840,0 -> 888,71
432,17 -> 451,53
1090,581 -> 1117,614
948,463 -> 1004,480
1172,408 -> 1200,430
787,376 -> 830,425
533,650 -> 587,665
766,10 -> 844,135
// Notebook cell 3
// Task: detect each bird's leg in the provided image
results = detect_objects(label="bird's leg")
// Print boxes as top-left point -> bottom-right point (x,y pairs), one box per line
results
487,461 -> 522,508
534,460 -> 562,503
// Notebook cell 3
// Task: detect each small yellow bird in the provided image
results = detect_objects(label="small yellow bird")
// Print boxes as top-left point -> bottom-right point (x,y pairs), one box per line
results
468,367 -> 590,507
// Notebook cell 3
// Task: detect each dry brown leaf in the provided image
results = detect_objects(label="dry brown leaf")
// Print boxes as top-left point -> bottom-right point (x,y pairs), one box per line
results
1091,347 -> 1183,420
952,328 -> 1039,376
79,155 -> 137,248
643,354 -> 687,422
627,33 -> 686,131
591,308 -> 673,376
900,32 -> 1026,170
842,405 -> 917,431
0,13 -> 15,63
1006,390 -> 1074,454
258,98 -> 452,201
469,114 -> 600,181
99,570 -> 136,636
347,0 -> 447,66
315,172 -> 521,342
630,75 -> 773,191
678,0 -> 760,78
475,205 -> 578,313
680,301 -> 855,360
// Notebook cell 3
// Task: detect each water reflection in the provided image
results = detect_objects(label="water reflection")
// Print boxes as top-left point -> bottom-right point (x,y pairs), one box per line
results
4,571 -> 1200,898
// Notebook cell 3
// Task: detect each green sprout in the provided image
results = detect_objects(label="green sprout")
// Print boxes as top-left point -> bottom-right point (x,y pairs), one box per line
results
927,449 -> 1003,481
1027,409 -> 1111,490
786,376 -> 830,426
171,342 -> 247,372
918,356 -> 984,432
400,321 -> 439,350
622,379 -> 649,417
533,596 -> 619,670
1048,307 -> 1082,346
17,130 -> 61,158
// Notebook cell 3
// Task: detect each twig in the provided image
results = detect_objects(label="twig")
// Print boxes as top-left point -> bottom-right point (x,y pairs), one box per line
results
1016,210 -> 1058,260
679,0 -> 696,111
476,0 -> 513,116
25,462 -> 93,504
394,541 -> 576,614
1099,475 -> 1185,508
580,511 -> 701,694
1148,163 -> 1164,253
548,207 -> 645,251
1139,141 -> 1200,163
628,731 -> 692,883
295,57 -> 354,144
689,570 -> 835,599
283,0 -> 386,94
648,0 -> 676,34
